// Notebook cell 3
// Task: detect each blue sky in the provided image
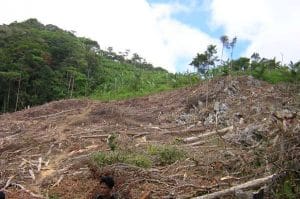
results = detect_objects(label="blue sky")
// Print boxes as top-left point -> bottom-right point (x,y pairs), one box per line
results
1,0 -> 299,72
147,0 -> 251,71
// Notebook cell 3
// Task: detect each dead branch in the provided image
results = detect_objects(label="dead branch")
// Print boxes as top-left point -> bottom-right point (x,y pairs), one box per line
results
163,127 -> 206,135
10,183 -> 45,198
184,126 -> 233,143
192,174 -> 276,199
2,176 -> 14,190
79,134 -> 109,139
29,169 -> 35,180
186,141 -> 206,147
46,144 -> 54,156
52,175 -> 64,187
132,132 -> 151,138
32,108 -> 78,119
37,157 -> 42,172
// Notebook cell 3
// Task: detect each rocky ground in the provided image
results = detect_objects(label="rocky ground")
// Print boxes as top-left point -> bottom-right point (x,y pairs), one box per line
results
0,76 -> 299,198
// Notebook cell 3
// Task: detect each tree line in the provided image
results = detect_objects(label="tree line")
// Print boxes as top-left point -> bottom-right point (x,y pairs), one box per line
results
0,19 -> 198,113
190,35 -> 300,83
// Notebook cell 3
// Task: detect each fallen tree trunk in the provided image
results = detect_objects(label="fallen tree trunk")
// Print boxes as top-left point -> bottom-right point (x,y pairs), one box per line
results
192,174 -> 276,199
163,127 -> 206,135
184,126 -> 233,143
79,134 -> 109,139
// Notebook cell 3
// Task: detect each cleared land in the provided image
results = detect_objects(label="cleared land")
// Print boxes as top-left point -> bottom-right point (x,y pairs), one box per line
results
0,76 -> 299,198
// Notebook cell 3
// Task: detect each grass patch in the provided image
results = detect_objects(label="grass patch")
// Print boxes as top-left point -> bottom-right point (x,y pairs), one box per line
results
148,144 -> 186,166
48,194 -> 60,199
92,144 -> 187,168
274,174 -> 300,199
92,151 -> 152,168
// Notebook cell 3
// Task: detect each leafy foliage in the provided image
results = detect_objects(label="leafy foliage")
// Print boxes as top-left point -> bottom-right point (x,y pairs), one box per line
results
92,144 -> 187,168
190,45 -> 218,77
107,133 -> 118,151
147,144 -> 186,166
191,40 -> 299,84
0,19 -> 199,113
92,151 -> 152,168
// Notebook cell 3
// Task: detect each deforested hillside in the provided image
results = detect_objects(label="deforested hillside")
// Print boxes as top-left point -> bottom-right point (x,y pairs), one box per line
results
0,76 -> 299,198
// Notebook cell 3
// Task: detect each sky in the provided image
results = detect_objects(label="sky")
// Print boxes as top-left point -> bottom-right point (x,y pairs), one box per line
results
1,0 -> 299,73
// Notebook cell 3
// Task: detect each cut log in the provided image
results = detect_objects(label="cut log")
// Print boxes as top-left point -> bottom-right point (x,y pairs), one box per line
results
186,140 -> 206,147
192,174 -> 276,199
37,157 -> 42,172
32,108 -> 77,119
52,175 -> 64,187
79,134 -> 109,139
29,169 -> 35,180
184,126 -> 233,143
164,127 -> 205,135
10,183 -> 45,198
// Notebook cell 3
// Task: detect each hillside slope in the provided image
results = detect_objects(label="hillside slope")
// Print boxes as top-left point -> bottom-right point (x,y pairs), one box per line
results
0,76 -> 299,198
0,18 -> 197,113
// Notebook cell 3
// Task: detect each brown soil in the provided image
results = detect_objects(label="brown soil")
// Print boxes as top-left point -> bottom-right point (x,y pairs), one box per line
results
0,76 -> 299,199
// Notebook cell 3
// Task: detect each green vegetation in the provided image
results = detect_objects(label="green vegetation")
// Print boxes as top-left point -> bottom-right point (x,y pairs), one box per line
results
147,144 -> 186,165
91,62 -> 198,101
274,174 -> 300,199
92,144 -> 186,168
48,194 -> 60,199
92,150 -> 152,168
1,19 -> 298,113
191,35 -> 300,83
107,133 -> 117,151
0,19 -> 199,113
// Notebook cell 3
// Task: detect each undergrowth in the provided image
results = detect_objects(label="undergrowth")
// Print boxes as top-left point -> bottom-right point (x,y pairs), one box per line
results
92,144 -> 186,168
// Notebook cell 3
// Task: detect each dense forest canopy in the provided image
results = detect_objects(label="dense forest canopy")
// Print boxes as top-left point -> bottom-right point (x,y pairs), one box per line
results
0,19 -> 198,113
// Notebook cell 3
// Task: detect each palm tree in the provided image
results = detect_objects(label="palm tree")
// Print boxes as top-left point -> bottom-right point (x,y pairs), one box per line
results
251,52 -> 260,62
229,37 -> 237,61
220,35 -> 229,64
229,37 -> 237,69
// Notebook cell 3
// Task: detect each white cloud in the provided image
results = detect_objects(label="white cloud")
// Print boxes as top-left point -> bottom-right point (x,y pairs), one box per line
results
0,0 -> 217,72
210,0 -> 300,63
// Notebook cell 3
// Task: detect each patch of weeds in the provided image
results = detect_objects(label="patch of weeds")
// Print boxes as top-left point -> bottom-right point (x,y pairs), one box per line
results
48,194 -> 60,199
126,154 -> 152,168
274,176 -> 300,199
92,144 -> 187,169
172,137 -> 184,144
147,144 -> 186,166
107,133 -> 117,151
147,145 -> 161,155
92,151 -> 152,168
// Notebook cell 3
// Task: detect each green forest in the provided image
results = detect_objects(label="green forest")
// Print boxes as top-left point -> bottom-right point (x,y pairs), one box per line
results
0,19 -> 198,113
0,19 -> 299,113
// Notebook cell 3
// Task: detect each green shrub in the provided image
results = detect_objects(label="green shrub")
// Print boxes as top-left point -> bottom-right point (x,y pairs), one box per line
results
262,69 -> 292,84
92,144 -> 187,168
126,154 -> 152,168
148,145 -> 186,166
107,133 -> 117,151
49,194 -> 60,199
92,151 -> 152,168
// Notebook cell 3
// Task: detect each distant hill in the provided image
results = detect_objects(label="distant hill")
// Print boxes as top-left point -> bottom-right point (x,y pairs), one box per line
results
0,18 -> 198,113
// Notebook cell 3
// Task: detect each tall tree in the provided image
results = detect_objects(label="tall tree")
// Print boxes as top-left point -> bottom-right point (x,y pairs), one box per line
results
190,45 -> 218,77
229,37 -> 237,69
220,35 -> 229,64
190,45 -> 217,107
251,52 -> 261,62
